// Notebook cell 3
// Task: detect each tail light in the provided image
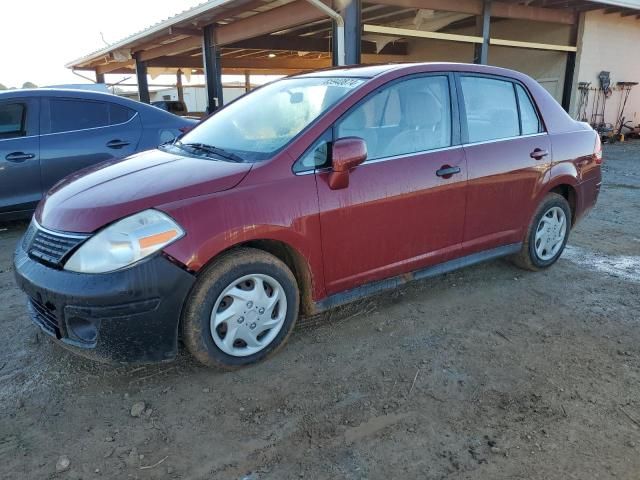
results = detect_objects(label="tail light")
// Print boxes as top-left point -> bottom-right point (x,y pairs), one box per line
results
594,135 -> 603,165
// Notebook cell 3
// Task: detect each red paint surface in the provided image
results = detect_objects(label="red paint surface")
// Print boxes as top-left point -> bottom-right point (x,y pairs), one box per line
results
36,63 -> 601,304
316,146 -> 467,295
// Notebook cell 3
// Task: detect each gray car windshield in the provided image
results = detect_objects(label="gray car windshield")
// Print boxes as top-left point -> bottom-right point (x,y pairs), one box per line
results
175,77 -> 364,162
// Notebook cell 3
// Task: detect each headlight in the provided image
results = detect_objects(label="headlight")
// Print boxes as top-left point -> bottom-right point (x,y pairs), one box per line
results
64,210 -> 184,273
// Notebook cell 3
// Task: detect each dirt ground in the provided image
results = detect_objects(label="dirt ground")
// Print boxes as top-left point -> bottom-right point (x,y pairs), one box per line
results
1,141 -> 639,480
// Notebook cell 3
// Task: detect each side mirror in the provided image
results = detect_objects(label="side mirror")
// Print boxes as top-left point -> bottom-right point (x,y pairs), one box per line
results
329,137 -> 367,190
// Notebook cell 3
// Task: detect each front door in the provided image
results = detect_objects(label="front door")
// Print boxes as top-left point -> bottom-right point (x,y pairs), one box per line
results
315,75 -> 468,295
457,74 -> 553,254
0,97 -> 41,214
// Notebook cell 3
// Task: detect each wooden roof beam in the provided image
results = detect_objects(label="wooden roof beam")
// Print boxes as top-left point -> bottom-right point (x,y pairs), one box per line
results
366,0 -> 576,24
95,60 -> 135,74
541,0 -> 579,6
138,36 -> 202,62
214,0 -> 331,46
229,35 -> 332,52
226,57 -> 331,71
146,52 -> 405,70
148,55 -> 330,70
168,26 -> 201,36
130,26 -> 202,54
574,4 -> 609,11
492,1 -> 576,23
137,0 -> 331,62
227,34 -> 408,55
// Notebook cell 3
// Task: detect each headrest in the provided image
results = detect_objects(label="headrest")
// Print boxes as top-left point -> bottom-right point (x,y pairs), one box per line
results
489,108 -> 519,136
403,90 -> 441,128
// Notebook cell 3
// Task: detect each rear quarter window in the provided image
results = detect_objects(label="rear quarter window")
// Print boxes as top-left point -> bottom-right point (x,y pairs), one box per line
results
516,84 -> 542,135
110,103 -> 136,124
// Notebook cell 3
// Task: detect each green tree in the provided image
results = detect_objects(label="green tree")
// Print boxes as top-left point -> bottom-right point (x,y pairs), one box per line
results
22,81 -> 37,89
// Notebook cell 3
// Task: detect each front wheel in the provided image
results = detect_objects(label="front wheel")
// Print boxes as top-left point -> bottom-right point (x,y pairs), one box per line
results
512,193 -> 572,271
182,248 -> 299,369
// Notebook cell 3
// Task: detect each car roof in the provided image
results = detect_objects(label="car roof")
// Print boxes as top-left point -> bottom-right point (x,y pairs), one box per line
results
0,88 -> 145,107
0,87 -> 196,126
293,62 -> 530,81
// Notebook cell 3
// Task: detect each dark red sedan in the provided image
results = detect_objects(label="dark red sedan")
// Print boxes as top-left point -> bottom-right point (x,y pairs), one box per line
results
14,63 -> 602,368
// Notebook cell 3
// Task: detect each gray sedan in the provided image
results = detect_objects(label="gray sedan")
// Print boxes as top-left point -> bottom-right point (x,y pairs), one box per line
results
0,88 -> 196,220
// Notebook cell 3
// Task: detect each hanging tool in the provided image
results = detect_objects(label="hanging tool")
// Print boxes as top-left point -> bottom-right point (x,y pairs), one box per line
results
614,82 -> 638,140
576,82 -> 591,122
591,71 -> 614,142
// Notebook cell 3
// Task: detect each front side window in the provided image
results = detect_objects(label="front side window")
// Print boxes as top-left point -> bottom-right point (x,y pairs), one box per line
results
179,77 -> 364,163
0,103 -> 26,139
336,76 -> 451,161
49,100 -> 135,134
460,76 -> 519,143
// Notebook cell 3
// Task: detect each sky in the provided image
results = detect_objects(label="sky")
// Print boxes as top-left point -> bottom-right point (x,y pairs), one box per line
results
0,0 -> 273,89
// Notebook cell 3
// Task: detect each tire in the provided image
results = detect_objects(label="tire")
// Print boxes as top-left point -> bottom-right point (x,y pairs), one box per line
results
182,247 -> 299,369
512,193 -> 572,272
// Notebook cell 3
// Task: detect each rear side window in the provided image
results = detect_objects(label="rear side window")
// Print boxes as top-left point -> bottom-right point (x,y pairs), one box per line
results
50,99 -> 135,133
516,84 -> 541,135
0,103 -> 26,138
460,76 -> 519,143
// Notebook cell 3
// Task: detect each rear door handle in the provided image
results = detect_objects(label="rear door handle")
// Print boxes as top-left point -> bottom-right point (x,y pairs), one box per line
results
5,152 -> 35,162
436,165 -> 461,178
530,148 -> 549,160
106,139 -> 130,149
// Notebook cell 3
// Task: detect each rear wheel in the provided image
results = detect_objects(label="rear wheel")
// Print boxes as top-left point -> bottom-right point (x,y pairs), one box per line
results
182,248 -> 299,368
513,193 -> 571,271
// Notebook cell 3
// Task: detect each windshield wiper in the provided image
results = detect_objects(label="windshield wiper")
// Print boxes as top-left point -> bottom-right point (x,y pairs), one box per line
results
176,141 -> 243,163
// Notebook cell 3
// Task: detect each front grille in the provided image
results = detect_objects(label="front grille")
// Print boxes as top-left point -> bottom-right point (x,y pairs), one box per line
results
23,221 -> 89,267
28,298 -> 61,338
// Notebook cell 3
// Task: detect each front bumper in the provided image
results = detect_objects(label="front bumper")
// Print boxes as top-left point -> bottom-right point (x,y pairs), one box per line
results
14,242 -> 195,364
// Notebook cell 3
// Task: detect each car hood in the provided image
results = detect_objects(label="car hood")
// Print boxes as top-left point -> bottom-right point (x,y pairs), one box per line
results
36,149 -> 252,233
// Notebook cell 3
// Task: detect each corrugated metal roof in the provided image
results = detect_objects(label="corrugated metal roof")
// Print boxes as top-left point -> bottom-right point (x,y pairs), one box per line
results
65,0 -> 240,68
594,0 -> 640,7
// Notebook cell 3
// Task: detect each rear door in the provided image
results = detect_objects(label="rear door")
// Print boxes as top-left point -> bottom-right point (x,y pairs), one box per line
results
0,97 -> 41,214
456,74 -> 551,254
314,74 -> 468,295
39,97 -> 142,191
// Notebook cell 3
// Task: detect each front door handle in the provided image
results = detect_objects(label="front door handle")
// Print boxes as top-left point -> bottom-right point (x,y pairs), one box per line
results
530,148 -> 549,160
106,139 -> 130,149
5,152 -> 35,162
436,165 -> 461,178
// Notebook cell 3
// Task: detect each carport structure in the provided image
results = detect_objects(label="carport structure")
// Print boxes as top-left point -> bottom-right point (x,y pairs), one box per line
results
67,0 -> 640,114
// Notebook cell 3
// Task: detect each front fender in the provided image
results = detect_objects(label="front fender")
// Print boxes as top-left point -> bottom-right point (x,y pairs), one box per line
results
158,174 -> 326,301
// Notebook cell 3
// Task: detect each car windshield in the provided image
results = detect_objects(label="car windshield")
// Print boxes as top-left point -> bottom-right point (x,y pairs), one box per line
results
174,76 -> 365,162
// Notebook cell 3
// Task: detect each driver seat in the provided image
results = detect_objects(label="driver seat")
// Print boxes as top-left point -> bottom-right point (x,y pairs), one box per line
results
384,91 -> 442,157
